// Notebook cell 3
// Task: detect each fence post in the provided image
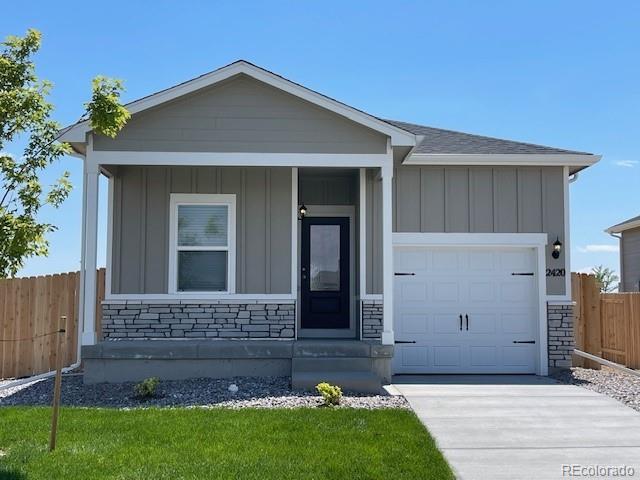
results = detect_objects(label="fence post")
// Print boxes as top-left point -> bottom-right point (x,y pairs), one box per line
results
49,316 -> 66,452
584,275 -> 602,370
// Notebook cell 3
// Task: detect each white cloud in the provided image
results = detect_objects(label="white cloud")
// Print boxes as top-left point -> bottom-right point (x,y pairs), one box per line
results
577,244 -> 619,253
615,160 -> 638,168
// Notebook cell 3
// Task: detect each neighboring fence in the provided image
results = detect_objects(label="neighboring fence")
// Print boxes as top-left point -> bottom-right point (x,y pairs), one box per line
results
0,269 -> 105,379
572,273 -> 640,369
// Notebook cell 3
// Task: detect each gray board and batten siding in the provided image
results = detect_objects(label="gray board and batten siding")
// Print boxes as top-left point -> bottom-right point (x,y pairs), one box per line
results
111,166 -> 292,295
621,227 -> 640,292
366,164 -> 567,296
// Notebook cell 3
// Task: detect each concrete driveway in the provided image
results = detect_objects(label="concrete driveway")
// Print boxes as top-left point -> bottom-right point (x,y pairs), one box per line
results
393,375 -> 640,480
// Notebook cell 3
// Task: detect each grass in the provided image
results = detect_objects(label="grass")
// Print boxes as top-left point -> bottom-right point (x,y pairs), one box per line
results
0,407 -> 453,480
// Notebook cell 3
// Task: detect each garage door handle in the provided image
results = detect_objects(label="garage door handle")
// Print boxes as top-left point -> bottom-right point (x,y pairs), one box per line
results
459,314 -> 463,331
395,340 -> 417,344
513,340 -> 536,344
465,314 -> 469,331
395,272 -> 416,276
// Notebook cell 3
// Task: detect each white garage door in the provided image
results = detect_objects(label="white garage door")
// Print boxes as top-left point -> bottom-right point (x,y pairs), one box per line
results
393,246 -> 540,374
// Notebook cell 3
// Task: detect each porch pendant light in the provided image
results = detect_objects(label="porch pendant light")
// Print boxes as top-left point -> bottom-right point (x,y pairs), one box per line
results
552,237 -> 562,259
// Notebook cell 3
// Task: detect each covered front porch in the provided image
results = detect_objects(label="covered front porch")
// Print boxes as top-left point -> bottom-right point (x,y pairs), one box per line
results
77,152 -> 398,388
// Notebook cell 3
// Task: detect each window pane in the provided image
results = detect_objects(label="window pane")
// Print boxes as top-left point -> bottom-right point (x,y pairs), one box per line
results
310,225 -> 340,291
178,205 -> 228,247
178,251 -> 227,291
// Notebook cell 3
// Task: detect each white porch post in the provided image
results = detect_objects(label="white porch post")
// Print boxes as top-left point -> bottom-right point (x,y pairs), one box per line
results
380,164 -> 394,345
80,141 -> 100,346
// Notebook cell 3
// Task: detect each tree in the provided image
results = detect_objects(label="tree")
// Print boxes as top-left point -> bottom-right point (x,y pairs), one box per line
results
0,29 -> 130,278
592,265 -> 619,293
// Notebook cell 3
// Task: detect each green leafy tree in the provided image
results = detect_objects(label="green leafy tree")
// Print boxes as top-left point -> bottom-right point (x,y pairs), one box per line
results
0,29 -> 130,277
592,265 -> 619,293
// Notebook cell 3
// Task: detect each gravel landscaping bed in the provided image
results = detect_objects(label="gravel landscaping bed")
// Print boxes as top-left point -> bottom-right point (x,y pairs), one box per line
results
552,366 -> 640,413
0,375 -> 408,409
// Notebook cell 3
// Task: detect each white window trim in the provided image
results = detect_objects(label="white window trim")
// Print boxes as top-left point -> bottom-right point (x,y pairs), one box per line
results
168,193 -> 236,295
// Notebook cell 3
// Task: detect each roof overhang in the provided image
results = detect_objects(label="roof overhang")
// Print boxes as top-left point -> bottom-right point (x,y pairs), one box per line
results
403,153 -> 601,172
58,60 -> 417,149
606,218 -> 640,234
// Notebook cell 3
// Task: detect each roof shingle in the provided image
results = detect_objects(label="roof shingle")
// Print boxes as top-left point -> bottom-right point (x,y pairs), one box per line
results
384,119 -> 592,155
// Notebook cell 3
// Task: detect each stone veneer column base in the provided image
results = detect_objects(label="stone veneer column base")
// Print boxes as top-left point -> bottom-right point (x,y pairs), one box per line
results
361,300 -> 383,341
101,301 -> 295,339
547,303 -> 574,370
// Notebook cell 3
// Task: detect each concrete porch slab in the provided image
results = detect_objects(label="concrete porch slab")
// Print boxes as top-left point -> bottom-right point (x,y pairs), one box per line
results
393,375 -> 640,480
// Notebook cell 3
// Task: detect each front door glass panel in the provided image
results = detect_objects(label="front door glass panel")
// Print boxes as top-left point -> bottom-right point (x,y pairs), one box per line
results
310,225 -> 340,291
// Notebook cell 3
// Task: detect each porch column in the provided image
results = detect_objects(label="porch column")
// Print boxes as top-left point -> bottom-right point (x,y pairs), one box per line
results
381,164 -> 394,345
80,153 -> 100,346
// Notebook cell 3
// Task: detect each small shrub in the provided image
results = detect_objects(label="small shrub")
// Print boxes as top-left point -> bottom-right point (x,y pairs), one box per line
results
134,377 -> 160,399
316,382 -> 342,406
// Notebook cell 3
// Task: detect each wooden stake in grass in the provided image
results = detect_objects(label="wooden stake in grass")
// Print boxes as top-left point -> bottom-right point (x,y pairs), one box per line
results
49,316 -> 66,452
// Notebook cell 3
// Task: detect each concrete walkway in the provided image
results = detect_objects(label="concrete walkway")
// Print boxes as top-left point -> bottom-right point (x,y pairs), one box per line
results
393,375 -> 640,480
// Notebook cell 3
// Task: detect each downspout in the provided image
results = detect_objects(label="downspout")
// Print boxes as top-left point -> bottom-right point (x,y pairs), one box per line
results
608,230 -> 623,291
569,172 -> 579,184
0,148 -> 87,392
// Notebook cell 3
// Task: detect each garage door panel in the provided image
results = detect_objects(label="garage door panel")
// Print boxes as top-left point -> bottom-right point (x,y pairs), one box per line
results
397,312 -> 429,334
399,282 -> 428,302
501,249 -> 535,271
503,345 -> 536,368
432,282 -> 460,302
468,281 -> 497,303
433,346 -> 462,367
400,346 -> 429,367
468,250 -> 498,272
432,250 -> 461,271
469,346 -> 498,367
394,245 -> 539,375
501,312 -> 535,334
500,282 -> 535,303
467,313 -> 497,334
395,250 -> 428,271
433,313 -> 463,334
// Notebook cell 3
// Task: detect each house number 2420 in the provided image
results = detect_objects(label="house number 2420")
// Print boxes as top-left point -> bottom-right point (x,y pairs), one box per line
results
546,268 -> 566,277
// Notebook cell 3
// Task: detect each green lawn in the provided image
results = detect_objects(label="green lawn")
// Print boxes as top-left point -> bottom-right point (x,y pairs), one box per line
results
0,407 -> 452,480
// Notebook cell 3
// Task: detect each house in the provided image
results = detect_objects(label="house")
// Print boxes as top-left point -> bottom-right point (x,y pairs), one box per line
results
606,215 -> 640,292
59,61 -> 600,390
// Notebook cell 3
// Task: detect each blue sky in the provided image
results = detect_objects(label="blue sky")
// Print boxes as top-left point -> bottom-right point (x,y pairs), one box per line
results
3,0 -> 639,278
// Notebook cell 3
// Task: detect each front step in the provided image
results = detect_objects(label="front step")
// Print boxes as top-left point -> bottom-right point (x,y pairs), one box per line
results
289,340 -> 391,394
291,370 -> 382,394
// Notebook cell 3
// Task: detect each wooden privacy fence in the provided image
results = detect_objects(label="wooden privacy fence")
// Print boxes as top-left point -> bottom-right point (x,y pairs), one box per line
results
0,269 -> 105,379
572,273 -> 640,369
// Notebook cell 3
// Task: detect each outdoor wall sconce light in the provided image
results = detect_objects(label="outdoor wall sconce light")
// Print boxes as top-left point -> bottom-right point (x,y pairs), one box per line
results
298,204 -> 308,219
552,237 -> 563,259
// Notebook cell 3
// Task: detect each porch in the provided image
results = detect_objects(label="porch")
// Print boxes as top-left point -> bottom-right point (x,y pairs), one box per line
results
79,159 -> 396,345
82,339 -> 393,393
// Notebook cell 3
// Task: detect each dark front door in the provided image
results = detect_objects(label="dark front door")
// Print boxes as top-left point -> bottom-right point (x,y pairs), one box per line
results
301,217 -> 350,329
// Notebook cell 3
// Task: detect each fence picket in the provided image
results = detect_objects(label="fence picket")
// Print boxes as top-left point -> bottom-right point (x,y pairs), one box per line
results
572,273 -> 640,370
0,269 -> 104,379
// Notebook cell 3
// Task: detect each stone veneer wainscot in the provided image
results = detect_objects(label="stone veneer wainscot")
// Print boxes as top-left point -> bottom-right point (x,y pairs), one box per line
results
361,300 -> 383,340
101,301 -> 295,339
547,303 -> 574,369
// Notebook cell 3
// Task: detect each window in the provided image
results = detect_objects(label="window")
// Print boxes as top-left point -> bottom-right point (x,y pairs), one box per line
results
169,194 -> 236,293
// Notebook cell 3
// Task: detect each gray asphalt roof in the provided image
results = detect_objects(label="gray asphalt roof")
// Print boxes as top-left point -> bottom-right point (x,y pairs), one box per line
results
607,214 -> 640,232
384,119 -> 593,155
